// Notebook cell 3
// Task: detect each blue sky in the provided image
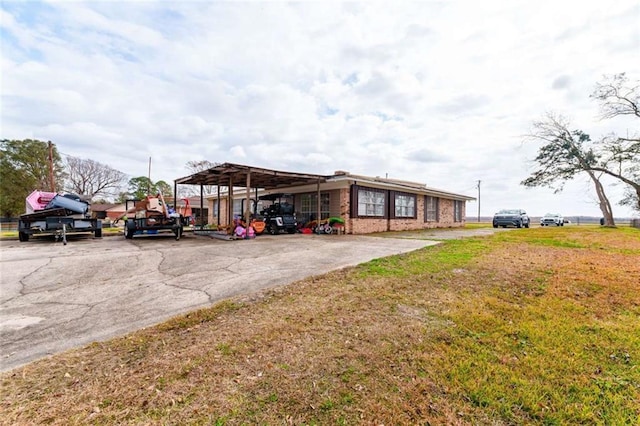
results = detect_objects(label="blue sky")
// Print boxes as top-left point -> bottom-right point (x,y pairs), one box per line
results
1,0 -> 638,217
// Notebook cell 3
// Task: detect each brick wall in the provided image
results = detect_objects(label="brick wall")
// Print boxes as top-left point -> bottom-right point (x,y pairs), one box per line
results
347,192 -> 466,235
439,199 -> 456,227
207,187 -> 467,234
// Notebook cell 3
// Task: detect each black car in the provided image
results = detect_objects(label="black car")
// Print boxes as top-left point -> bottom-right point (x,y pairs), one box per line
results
492,209 -> 530,228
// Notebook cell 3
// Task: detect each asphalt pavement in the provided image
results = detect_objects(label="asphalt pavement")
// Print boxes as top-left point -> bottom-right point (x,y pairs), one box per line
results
1,232 -> 445,372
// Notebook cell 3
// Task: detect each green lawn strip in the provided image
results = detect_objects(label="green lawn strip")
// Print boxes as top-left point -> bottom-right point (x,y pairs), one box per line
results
429,287 -> 640,424
493,226 -> 640,253
359,238 -> 489,278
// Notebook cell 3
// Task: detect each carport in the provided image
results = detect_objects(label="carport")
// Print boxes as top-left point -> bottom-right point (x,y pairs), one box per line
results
174,162 -> 327,232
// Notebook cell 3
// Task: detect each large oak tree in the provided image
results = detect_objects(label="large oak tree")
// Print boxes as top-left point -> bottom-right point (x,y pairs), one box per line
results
522,73 -> 640,223
0,139 -> 65,217
521,113 -> 616,225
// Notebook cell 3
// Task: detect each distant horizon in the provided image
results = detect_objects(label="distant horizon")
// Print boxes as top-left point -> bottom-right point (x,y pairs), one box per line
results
467,214 -> 637,221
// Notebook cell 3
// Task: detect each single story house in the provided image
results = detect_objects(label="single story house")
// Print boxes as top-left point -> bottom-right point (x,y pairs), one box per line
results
89,203 -> 119,220
175,163 -> 474,235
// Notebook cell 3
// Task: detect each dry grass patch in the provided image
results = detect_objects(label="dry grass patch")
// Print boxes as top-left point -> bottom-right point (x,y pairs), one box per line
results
1,227 -> 639,425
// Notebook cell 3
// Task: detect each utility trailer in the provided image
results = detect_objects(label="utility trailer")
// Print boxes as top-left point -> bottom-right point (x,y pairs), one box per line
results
123,196 -> 190,240
18,191 -> 102,245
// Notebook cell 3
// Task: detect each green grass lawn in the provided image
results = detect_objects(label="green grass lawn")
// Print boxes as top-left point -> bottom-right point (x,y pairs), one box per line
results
1,226 -> 638,425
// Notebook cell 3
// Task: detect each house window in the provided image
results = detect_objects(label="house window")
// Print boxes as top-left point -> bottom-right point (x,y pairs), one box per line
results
232,199 -> 243,217
300,193 -> 330,223
393,192 -> 416,218
357,187 -> 386,217
454,200 -> 464,222
425,196 -> 439,222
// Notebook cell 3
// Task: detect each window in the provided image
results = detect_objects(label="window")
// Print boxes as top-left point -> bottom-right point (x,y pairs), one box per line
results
300,193 -> 330,223
232,199 -> 243,217
357,187 -> 386,217
425,196 -> 439,222
393,192 -> 416,218
454,200 -> 464,222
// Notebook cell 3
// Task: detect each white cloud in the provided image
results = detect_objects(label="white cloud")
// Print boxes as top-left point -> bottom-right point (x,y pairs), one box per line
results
1,0 -> 638,217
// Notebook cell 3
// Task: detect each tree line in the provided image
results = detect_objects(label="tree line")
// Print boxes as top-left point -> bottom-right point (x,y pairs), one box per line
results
0,140 -> 218,217
522,73 -> 639,226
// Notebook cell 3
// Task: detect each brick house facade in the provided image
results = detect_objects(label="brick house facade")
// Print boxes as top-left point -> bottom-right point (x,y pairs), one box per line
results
206,171 -> 473,235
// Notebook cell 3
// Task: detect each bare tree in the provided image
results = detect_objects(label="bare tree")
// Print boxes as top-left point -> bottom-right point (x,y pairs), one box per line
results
180,160 -> 220,197
65,156 -> 127,201
589,135 -> 640,212
521,113 -> 616,225
589,73 -> 640,212
591,72 -> 640,121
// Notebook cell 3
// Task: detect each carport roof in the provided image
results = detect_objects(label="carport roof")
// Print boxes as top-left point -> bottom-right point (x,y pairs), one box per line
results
174,162 -> 327,189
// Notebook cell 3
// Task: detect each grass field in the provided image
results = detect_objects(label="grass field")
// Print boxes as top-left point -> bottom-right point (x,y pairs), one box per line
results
1,226 -> 638,425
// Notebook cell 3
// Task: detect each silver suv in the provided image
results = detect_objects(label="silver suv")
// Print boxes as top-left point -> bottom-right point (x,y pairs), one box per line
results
492,209 -> 530,228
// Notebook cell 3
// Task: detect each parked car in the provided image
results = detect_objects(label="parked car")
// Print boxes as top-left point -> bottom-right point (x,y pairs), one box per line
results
540,213 -> 564,226
492,209 -> 530,228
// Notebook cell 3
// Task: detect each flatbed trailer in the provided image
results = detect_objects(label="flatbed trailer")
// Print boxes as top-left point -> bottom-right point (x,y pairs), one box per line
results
18,207 -> 102,245
123,197 -> 190,240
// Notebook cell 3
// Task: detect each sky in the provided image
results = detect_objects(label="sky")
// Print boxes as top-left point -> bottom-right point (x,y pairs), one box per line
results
1,0 -> 639,218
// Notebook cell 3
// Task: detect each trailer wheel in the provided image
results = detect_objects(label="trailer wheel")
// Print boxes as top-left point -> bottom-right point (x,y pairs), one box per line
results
125,219 -> 135,239
18,231 -> 29,242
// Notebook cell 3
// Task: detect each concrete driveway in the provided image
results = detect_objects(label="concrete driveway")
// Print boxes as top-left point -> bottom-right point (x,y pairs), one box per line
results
1,232 -> 443,372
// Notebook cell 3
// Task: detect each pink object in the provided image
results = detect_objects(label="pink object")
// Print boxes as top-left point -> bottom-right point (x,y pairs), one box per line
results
25,190 -> 57,214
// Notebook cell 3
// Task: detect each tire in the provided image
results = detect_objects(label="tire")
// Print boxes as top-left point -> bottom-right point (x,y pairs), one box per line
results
524,222 -> 529,228
18,231 -> 29,242
516,221 -> 522,228
95,228 -> 102,238
125,219 -> 136,239
492,223 -> 498,228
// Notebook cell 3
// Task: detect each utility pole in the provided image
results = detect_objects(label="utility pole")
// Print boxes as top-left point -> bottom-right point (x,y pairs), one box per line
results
148,157 -> 152,195
47,141 -> 55,192
476,180 -> 481,223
